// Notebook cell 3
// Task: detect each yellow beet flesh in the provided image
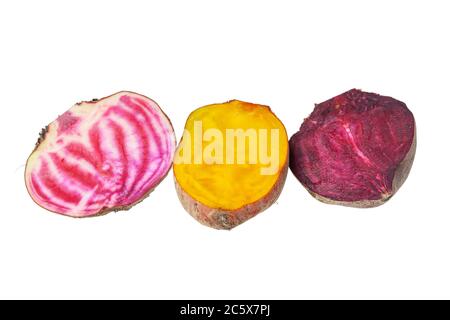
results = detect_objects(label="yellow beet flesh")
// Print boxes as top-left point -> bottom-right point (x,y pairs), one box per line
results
174,100 -> 288,210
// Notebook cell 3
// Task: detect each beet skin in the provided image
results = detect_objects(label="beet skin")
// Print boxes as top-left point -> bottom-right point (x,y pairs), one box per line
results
289,89 -> 416,207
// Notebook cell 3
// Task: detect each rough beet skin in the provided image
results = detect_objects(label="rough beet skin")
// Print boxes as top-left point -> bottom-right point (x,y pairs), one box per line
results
289,89 -> 416,207
25,91 -> 176,217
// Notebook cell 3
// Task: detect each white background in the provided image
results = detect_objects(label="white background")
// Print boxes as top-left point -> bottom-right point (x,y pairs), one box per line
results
0,0 -> 449,299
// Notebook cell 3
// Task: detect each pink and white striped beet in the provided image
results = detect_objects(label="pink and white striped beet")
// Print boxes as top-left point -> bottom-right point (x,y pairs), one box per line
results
25,91 -> 176,217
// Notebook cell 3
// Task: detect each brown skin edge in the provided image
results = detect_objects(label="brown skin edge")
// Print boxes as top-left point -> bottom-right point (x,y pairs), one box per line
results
174,101 -> 289,230
174,159 -> 288,230
300,124 -> 417,208
24,91 -> 176,218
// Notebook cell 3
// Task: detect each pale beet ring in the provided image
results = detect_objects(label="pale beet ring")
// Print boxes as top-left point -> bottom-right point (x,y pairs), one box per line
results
289,89 -> 416,207
25,91 -> 176,217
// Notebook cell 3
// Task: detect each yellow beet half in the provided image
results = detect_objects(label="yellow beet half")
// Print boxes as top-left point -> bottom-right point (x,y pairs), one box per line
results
174,100 -> 288,230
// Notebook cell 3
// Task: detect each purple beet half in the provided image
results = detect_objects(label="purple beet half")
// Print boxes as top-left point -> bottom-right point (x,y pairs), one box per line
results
289,89 -> 416,207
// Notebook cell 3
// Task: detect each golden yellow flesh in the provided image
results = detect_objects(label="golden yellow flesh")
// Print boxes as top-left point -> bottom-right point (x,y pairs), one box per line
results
174,100 -> 288,210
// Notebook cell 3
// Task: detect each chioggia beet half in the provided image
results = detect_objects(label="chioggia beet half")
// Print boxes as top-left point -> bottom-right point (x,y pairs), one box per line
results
289,89 -> 416,207
25,91 -> 176,217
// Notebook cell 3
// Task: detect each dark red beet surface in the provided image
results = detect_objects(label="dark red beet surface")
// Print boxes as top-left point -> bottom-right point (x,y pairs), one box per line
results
289,89 -> 415,204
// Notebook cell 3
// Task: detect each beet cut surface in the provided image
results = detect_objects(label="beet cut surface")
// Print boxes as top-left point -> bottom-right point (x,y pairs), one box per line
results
289,89 -> 416,207
25,91 -> 176,217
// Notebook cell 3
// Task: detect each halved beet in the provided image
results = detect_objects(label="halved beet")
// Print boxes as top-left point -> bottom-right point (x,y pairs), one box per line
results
289,89 -> 416,207
173,100 -> 289,230
25,91 -> 176,217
